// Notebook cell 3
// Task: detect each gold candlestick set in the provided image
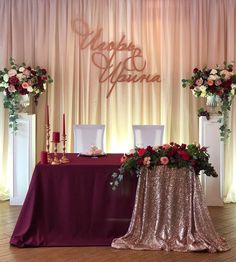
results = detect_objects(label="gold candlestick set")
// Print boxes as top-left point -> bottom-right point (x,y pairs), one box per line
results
45,124 -> 69,165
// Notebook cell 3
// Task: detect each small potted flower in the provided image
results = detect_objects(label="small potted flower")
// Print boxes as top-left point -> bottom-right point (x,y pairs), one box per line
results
0,58 -> 53,131
182,62 -> 236,140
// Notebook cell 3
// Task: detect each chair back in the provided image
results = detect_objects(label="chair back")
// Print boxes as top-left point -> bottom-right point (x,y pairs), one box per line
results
73,124 -> 105,153
133,125 -> 164,148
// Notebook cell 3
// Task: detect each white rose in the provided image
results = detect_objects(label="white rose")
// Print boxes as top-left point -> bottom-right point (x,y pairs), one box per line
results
208,74 -> 219,81
17,73 -> 23,81
199,85 -> 207,91
27,86 -> 33,92
3,74 -> 9,82
210,69 -> 217,75
19,67 -> 25,72
35,89 -> 40,94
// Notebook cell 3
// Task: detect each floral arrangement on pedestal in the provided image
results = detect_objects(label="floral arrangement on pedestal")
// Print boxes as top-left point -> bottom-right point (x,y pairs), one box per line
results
182,62 -> 236,140
0,57 -> 53,130
110,143 -> 218,190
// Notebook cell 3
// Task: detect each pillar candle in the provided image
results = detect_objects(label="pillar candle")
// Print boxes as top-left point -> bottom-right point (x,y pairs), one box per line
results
63,113 -> 65,136
52,132 -> 60,143
45,105 -> 49,127
40,151 -> 48,164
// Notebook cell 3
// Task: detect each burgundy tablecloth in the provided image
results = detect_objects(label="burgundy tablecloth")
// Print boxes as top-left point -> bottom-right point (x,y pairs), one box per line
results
10,154 -> 137,247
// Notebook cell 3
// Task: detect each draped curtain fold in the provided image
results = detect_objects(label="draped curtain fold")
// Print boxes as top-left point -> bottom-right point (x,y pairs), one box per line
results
0,0 -> 235,202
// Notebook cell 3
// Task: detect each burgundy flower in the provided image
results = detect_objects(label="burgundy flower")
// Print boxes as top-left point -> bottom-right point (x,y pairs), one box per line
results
216,89 -> 224,96
223,80 -> 232,89
180,144 -> 186,149
9,76 -> 19,85
137,159 -> 144,165
41,69 -> 47,75
193,68 -> 199,74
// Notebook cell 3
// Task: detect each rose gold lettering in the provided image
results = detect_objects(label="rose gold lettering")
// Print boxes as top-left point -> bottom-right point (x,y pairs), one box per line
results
73,18 -> 161,98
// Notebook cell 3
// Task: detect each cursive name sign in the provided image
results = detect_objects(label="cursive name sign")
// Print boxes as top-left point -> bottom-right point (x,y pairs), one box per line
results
73,19 -> 161,98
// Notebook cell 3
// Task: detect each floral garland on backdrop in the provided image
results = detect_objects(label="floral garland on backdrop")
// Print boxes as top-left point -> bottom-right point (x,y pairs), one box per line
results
110,143 -> 218,190
0,57 -> 53,130
182,62 -> 236,140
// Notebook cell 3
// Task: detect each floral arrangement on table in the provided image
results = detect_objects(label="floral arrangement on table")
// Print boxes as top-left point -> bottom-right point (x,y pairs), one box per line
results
182,62 -> 236,140
0,57 -> 53,130
85,145 -> 103,156
110,143 -> 218,190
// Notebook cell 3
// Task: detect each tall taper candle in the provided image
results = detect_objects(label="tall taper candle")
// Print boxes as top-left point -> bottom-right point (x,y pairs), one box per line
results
63,113 -> 65,136
46,105 -> 49,127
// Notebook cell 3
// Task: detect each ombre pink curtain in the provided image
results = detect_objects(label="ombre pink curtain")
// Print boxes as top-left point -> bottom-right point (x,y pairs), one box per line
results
0,0 -> 235,201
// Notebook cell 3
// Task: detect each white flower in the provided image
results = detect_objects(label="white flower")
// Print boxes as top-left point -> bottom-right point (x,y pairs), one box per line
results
17,73 -> 24,81
3,91 -> 6,96
199,85 -> 207,91
27,86 -> 33,92
43,83 -> 46,90
19,66 -> 25,72
208,74 -> 219,80
0,82 -> 9,88
128,149 -> 135,154
3,74 -> 9,82
210,69 -> 217,75
35,89 -> 40,94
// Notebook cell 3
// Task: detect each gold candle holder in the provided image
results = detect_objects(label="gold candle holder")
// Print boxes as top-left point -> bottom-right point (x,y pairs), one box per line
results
51,141 -> 61,165
60,134 -> 69,163
46,125 -> 53,163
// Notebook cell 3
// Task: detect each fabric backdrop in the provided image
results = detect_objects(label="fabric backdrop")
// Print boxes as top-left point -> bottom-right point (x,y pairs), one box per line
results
0,0 -> 235,202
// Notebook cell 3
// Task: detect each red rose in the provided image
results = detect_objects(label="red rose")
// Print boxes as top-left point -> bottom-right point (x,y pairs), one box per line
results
138,148 -> 146,157
177,150 -> 190,160
167,150 -> 175,157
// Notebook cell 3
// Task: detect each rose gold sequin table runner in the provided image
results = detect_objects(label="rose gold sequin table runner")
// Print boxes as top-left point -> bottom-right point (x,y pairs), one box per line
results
112,166 -> 230,253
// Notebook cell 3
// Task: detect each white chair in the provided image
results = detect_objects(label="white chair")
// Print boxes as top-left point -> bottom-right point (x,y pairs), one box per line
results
73,124 -> 105,153
132,125 -> 164,148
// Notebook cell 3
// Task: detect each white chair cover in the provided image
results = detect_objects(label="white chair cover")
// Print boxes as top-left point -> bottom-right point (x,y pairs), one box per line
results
132,125 -> 164,148
73,124 -> 105,153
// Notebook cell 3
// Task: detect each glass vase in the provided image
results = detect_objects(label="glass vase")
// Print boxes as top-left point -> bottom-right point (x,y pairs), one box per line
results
206,95 -> 221,115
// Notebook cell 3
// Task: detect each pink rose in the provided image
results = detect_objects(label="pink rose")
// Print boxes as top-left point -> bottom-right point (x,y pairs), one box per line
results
120,155 -> 127,164
143,157 -> 151,167
160,156 -> 169,165
8,69 -> 17,77
22,82 -> 29,89
162,144 -> 171,149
